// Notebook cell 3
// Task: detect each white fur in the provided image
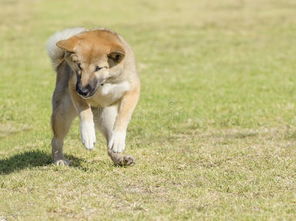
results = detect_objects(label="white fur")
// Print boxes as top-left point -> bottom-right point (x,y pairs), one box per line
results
46,27 -> 87,69
108,131 -> 126,153
80,120 -> 96,150
101,81 -> 130,96
92,81 -> 131,107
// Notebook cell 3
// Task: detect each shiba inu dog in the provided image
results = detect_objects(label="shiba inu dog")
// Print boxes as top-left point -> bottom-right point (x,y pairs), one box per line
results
47,27 -> 140,166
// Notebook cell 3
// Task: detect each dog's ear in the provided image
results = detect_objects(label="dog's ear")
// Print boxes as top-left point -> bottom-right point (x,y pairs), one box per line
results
56,37 -> 79,52
108,47 -> 125,67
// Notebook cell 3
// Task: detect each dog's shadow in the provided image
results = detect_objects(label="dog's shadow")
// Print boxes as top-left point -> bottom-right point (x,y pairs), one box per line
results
0,150 -> 84,174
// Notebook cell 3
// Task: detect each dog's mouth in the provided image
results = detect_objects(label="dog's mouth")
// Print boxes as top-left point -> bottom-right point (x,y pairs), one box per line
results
76,84 -> 97,98
76,88 -> 95,98
75,72 -> 107,99
76,80 -> 105,99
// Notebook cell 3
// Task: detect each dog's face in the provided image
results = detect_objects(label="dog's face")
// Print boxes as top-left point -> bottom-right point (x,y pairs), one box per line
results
56,30 -> 125,98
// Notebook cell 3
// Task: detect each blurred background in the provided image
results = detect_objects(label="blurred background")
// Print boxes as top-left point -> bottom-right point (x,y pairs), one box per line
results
1,0 -> 296,136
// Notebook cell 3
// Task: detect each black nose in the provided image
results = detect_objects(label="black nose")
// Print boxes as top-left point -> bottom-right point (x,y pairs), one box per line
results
76,83 -> 92,97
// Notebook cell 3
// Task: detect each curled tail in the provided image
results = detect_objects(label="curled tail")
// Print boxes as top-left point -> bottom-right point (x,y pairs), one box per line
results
46,27 -> 86,69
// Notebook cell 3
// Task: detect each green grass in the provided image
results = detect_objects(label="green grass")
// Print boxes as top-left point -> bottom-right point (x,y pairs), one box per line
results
1,0 -> 296,220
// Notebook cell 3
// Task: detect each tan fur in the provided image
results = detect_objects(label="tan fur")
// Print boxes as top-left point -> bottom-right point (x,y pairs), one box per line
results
48,28 -> 140,166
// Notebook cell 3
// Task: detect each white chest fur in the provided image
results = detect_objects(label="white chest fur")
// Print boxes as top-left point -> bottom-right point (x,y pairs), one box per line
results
89,81 -> 131,107
100,81 -> 130,96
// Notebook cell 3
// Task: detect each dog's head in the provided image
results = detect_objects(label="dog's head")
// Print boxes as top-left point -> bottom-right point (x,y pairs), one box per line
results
56,30 -> 125,98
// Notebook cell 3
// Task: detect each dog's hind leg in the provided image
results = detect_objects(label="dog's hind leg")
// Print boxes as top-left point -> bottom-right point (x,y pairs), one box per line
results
51,92 -> 77,165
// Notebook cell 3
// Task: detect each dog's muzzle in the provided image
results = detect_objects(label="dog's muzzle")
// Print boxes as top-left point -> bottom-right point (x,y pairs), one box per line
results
75,79 -> 99,98
76,83 -> 91,97
75,73 -> 106,98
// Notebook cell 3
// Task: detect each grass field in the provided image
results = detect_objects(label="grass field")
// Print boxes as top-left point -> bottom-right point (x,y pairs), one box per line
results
1,0 -> 296,220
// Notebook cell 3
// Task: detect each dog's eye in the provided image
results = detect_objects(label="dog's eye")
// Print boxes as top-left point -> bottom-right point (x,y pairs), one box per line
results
95,66 -> 102,72
77,63 -> 82,70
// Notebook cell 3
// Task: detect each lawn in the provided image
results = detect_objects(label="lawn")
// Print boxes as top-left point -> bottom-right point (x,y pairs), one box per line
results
0,0 -> 296,220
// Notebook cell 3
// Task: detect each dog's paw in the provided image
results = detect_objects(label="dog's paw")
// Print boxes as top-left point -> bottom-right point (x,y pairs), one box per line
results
108,131 -> 126,153
80,121 -> 96,150
108,150 -> 135,167
122,155 -> 135,166
54,159 -> 70,166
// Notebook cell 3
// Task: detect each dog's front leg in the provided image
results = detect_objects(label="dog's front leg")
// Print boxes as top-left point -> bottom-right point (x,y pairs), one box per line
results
70,91 -> 96,150
79,107 -> 96,150
108,86 -> 140,153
